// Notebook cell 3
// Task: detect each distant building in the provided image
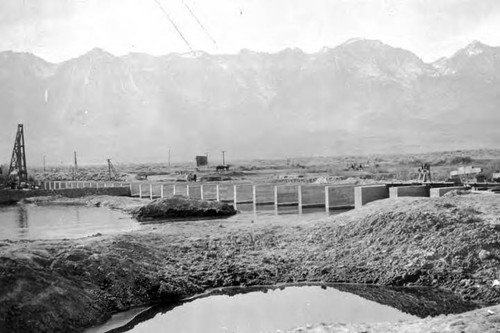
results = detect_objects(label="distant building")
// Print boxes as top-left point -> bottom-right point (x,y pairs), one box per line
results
196,156 -> 208,167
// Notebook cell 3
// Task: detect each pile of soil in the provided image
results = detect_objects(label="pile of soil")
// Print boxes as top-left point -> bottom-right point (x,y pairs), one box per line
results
1,193 -> 499,332
131,196 -> 237,220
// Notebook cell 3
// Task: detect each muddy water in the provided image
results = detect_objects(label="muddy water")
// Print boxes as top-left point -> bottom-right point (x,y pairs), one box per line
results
89,285 -> 428,333
0,204 -> 141,240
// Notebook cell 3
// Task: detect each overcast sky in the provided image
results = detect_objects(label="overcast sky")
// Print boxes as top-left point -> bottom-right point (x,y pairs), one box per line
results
0,0 -> 499,62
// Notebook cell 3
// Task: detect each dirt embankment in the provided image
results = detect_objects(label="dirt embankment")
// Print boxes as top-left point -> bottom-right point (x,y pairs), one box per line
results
1,194 -> 500,332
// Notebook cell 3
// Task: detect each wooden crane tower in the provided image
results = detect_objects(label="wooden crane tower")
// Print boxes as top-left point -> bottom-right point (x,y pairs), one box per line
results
107,159 -> 120,181
6,124 -> 28,187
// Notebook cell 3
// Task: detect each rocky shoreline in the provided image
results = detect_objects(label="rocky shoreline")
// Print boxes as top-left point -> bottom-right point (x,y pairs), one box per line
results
1,193 -> 500,332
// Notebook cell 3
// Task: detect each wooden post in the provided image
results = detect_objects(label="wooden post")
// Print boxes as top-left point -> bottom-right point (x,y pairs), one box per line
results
200,185 -> 204,200
216,184 -> 220,201
129,183 -> 133,195
150,184 -> 153,200
252,185 -> 257,212
96,182 -> 99,189
233,185 -> 237,210
139,184 -> 143,198
298,185 -> 303,215
186,184 -> 190,197
325,186 -> 330,213
161,184 -> 164,198
274,185 -> 278,210
173,184 -> 176,195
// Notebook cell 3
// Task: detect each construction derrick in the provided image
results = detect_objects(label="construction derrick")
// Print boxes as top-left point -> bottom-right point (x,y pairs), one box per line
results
417,163 -> 432,182
6,124 -> 28,187
107,159 -> 120,181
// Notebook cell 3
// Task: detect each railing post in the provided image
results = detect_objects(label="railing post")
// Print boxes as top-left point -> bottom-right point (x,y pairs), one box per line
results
274,185 -> 278,209
150,184 -> 153,200
200,185 -> 204,200
139,184 -> 143,198
216,184 -> 220,201
252,185 -> 257,212
325,186 -> 330,213
161,184 -> 164,199
186,184 -> 190,197
233,185 -> 237,210
298,185 -> 303,214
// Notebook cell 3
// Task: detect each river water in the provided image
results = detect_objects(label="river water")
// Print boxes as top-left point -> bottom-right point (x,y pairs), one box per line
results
0,202 -> 347,240
0,204 -> 141,240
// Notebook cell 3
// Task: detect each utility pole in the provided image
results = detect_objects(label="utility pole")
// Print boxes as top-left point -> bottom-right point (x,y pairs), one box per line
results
73,151 -> 78,180
168,148 -> 171,171
43,155 -> 46,173
205,152 -> 209,167
222,150 -> 226,165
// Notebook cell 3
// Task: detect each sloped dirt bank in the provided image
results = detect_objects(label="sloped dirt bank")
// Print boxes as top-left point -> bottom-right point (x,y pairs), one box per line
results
1,194 -> 500,332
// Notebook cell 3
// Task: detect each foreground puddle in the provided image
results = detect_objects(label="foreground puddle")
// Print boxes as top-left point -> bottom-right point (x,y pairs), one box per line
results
0,204 -> 141,240
88,284 -> 477,333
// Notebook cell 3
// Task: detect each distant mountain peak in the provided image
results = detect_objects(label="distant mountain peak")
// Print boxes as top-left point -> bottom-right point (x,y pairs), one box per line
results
463,40 -> 489,56
278,47 -> 305,55
80,47 -> 115,60
340,38 -> 385,48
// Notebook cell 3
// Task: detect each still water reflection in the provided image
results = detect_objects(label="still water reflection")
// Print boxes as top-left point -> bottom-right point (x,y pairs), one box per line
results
93,285 -> 427,333
0,204 -> 141,240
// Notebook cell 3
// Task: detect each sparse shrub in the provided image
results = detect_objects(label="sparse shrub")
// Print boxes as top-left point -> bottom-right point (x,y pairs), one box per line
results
448,156 -> 473,165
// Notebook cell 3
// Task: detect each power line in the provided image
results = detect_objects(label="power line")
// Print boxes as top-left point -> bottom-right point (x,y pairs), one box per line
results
152,0 -> 194,53
181,0 -> 217,48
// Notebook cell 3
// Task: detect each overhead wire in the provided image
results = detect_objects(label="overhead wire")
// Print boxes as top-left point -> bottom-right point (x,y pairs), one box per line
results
181,0 -> 218,49
152,0 -> 195,53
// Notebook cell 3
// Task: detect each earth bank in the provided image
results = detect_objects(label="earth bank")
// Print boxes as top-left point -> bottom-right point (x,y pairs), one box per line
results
1,193 -> 500,332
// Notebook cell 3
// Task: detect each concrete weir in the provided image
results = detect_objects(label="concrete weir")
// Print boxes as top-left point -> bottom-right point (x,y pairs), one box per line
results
430,186 -> 468,198
355,185 -> 389,209
389,185 -> 429,198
